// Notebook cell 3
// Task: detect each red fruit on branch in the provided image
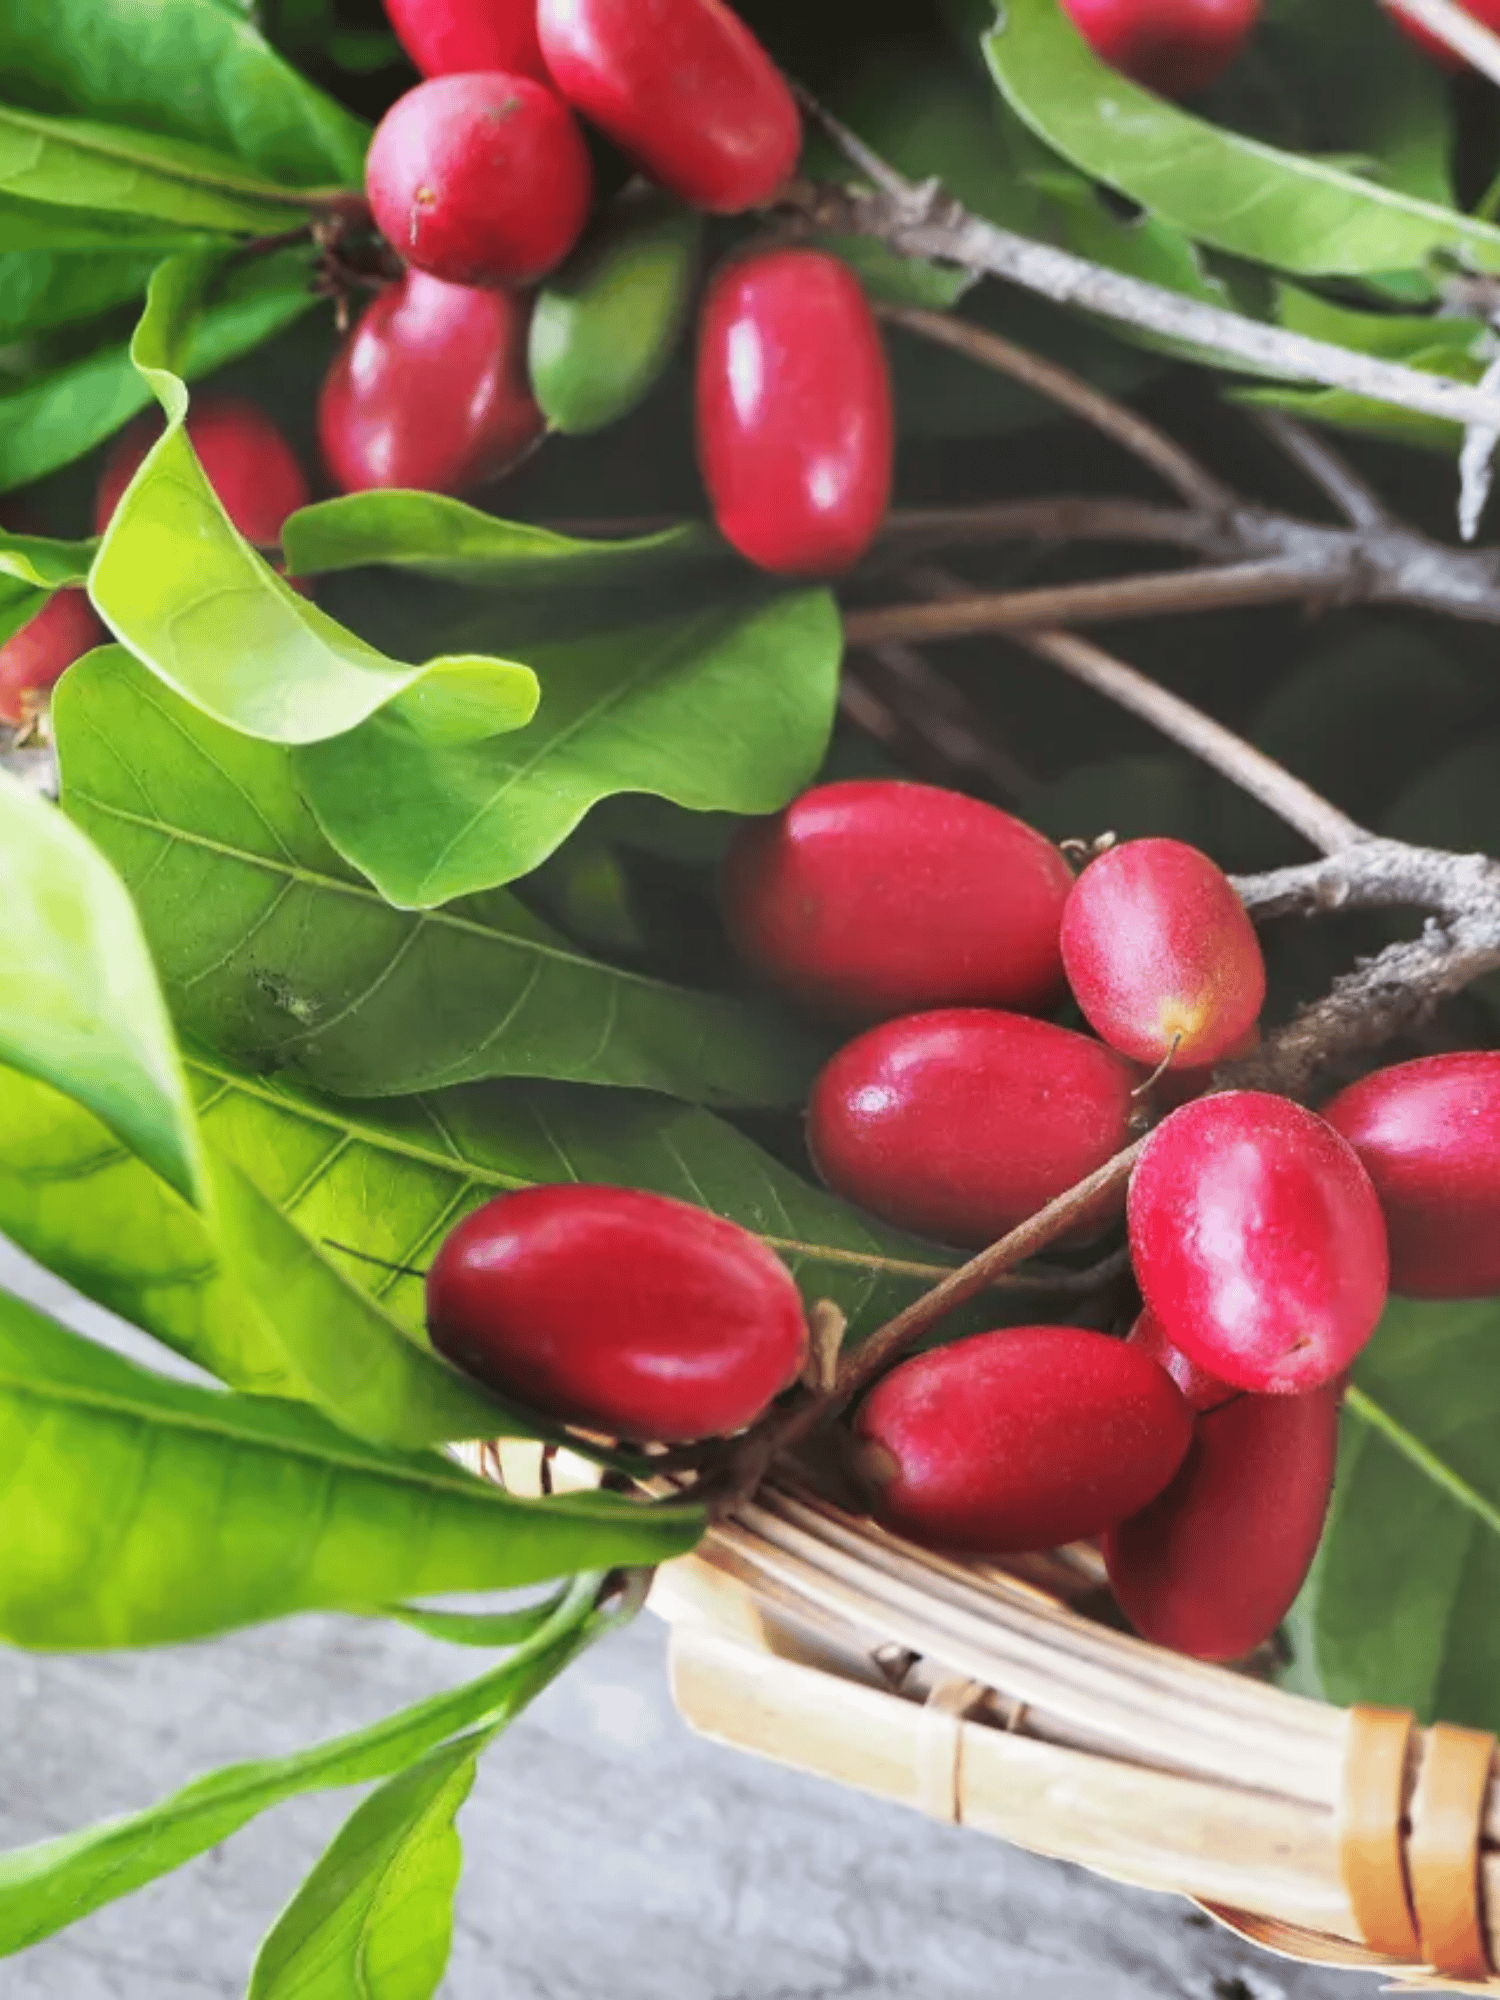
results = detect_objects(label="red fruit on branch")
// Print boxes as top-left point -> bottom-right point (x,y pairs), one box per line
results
1104,1378 -> 1340,1661
426,1185 -> 808,1442
1062,0 -> 1260,96
1060,837 -> 1266,1070
318,270 -> 542,496
537,0 -> 801,214
1388,0 -> 1500,68
0,589 -> 106,728
95,397 -> 309,545
696,248 -> 893,575
720,780 -> 1074,1026
1126,1308 -> 1236,1413
1129,1092 -> 1388,1395
365,74 -> 592,288
1321,1052 -> 1500,1299
854,1326 -> 1194,1557
381,0 -> 548,80
807,1009 -> 1138,1247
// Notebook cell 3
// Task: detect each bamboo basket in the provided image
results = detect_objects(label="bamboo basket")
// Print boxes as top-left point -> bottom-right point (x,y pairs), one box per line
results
488,1442 -> 1500,1991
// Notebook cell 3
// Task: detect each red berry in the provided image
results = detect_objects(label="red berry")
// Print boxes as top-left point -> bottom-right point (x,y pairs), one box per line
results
381,0 -> 548,79
425,1185 -> 808,1442
1129,1092 -> 1388,1395
721,780 -> 1074,1026
537,0 -> 801,214
1104,1379 -> 1340,1661
696,248 -> 893,576
807,1009 -> 1138,1248
854,1326 -> 1194,1557
1390,0 -> 1500,68
0,589 -> 106,728
365,74 -> 593,289
1061,838 -> 1266,1070
95,397 -> 309,545
318,270 -> 542,497
1125,1308 -> 1236,1413
1063,0 -> 1260,95
1321,1053 -> 1500,1299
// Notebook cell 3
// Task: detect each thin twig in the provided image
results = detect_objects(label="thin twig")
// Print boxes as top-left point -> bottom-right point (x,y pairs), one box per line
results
877,303 -> 1235,512
1252,411 -> 1396,533
858,638 -> 1044,804
877,497 -> 1225,555
1383,0 -> 1500,86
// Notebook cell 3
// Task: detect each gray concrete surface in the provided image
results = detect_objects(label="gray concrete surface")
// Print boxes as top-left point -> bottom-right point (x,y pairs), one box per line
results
0,1242 -> 1386,2000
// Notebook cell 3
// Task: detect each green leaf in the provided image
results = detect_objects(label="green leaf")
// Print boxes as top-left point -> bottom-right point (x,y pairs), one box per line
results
88,262 -> 541,746
295,588 -> 842,907
0,1571 -> 629,1956
0,249 -> 161,339
0,244 -> 321,494
0,1288 -> 701,1651
0,105 -> 321,236
57,647 -> 823,1108
1302,1300 -> 1500,1731
0,0 -> 369,189
0,525 -> 93,589
983,0 -> 1500,279
0,765 -> 203,1206
389,1594 -> 569,1648
1234,345 -> 1485,451
247,1730 -> 485,2000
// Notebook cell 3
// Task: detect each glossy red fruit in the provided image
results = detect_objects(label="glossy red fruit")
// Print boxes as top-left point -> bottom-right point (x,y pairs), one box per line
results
855,1326 -> 1194,1557
1063,0 -> 1260,96
1126,1308 -> 1236,1413
1321,1053 -> 1500,1299
0,590 -> 106,727
1390,0 -> 1500,69
318,271 -> 543,496
1061,838 -> 1266,1070
537,0 -> 800,213
95,397 -> 309,545
382,0 -> 548,79
426,1185 -> 808,1442
365,74 -> 593,288
1129,1092 -> 1388,1395
696,249 -> 892,576
1105,1378 -> 1340,1661
808,1009 -> 1138,1248
721,780 -> 1074,1026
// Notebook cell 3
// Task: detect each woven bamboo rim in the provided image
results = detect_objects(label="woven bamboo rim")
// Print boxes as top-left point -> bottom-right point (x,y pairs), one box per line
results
488,1442 -> 1500,1990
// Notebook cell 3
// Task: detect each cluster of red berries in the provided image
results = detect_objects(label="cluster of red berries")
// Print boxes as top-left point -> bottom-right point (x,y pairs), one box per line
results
425,776 -> 1500,1666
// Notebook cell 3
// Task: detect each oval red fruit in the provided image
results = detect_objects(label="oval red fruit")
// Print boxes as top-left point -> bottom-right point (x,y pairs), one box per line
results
1104,1379 -> 1340,1661
721,780 -> 1074,1025
95,396 -> 309,545
365,74 -> 593,288
1061,838 -> 1265,1070
426,1185 -> 808,1442
696,248 -> 893,576
1321,1053 -> 1500,1299
1125,1308 -> 1236,1413
318,270 -> 542,496
1389,0 -> 1500,69
537,0 -> 800,214
1129,1092 -> 1388,1394
0,590 -> 106,728
807,1009 -> 1138,1247
855,1326 -> 1194,1557
1063,0 -> 1260,96
382,0 -> 548,79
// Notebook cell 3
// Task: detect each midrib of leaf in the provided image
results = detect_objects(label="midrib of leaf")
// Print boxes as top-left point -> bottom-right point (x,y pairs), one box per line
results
0,106 -> 322,211
1345,1384 -> 1500,1539
68,789 -> 750,1016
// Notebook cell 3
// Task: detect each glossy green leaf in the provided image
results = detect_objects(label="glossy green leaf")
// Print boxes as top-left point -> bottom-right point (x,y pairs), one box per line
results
0,1288 -> 701,1652
0,244 -> 320,493
88,263 -> 540,746
0,0 -> 369,189
1302,1301 -> 1500,1730
57,648 -> 823,1107
0,1572 -> 626,1955
296,588 -> 842,907
0,248 -> 160,340
983,0 -> 1500,278
0,105 -> 318,235
389,1594 -> 569,1649
0,765 -> 203,1206
248,1727 -> 485,2000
